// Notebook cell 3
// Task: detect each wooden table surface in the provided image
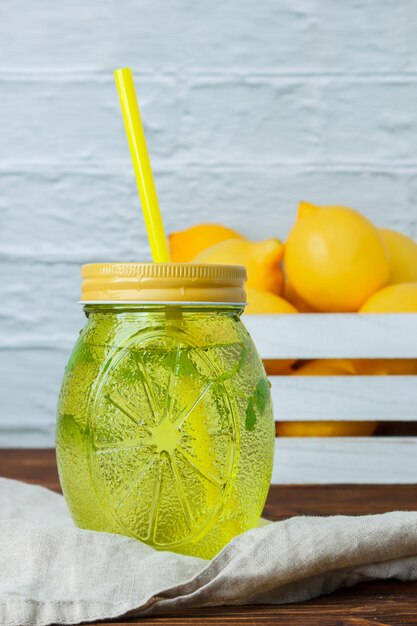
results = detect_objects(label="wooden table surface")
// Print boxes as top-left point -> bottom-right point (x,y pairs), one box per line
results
2,449 -> 417,625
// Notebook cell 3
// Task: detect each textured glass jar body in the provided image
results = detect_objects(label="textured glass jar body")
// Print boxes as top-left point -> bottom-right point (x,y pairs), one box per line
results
56,304 -> 274,559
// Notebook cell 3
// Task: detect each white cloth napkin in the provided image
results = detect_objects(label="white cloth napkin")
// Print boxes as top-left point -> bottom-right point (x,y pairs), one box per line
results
1,477 -> 417,626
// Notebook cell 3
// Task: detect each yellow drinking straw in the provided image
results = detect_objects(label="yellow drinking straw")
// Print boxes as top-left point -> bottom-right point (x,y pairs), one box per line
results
114,68 -> 171,263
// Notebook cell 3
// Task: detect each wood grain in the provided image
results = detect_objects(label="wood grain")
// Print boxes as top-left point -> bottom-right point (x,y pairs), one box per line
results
91,584 -> 417,625
2,449 -> 417,625
0,448 -> 60,491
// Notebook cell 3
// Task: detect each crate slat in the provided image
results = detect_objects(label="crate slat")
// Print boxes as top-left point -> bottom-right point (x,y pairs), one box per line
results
269,375 -> 417,421
244,313 -> 417,359
272,437 -> 417,484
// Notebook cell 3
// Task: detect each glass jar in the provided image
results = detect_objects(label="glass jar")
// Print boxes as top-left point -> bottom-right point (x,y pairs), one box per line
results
56,263 -> 275,559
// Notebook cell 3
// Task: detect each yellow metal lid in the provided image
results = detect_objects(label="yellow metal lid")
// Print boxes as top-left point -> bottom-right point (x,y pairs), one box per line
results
81,263 -> 247,304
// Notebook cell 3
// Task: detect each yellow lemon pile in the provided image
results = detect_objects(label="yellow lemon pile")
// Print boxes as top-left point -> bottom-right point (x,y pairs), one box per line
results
169,205 -> 417,437
169,207 -> 417,318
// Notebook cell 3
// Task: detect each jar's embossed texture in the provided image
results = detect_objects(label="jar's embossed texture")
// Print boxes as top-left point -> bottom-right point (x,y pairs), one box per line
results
57,306 -> 275,559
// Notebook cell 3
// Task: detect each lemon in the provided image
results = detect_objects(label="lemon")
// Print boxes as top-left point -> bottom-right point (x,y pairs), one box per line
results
283,277 -> 317,313
292,359 -> 356,375
193,238 -> 285,295
285,202 -> 390,312
277,421 -> 378,437
169,224 -> 243,262
244,286 -> 297,314
263,362 -> 295,375
276,359 -> 378,437
360,282 -> 417,312
379,229 -> 417,284
352,359 -> 417,375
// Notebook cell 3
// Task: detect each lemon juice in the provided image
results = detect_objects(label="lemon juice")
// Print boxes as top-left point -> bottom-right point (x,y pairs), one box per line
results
56,265 -> 275,559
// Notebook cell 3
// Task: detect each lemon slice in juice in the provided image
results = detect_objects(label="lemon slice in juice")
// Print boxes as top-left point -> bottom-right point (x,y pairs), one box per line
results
87,329 -> 238,551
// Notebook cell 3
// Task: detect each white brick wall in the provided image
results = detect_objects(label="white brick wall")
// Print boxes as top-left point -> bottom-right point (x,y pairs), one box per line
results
1,0 -> 417,446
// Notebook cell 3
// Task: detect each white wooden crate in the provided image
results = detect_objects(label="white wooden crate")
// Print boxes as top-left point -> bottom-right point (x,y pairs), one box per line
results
244,314 -> 417,485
